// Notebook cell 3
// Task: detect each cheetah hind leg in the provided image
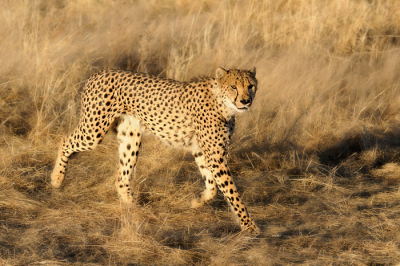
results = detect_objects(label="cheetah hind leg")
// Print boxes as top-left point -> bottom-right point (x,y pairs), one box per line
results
51,121 -> 107,188
116,115 -> 142,206
51,136 -> 69,188
191,151 -> 217,208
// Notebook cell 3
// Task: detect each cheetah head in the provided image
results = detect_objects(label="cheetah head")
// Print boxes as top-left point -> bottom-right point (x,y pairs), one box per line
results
215,67 -> 257,114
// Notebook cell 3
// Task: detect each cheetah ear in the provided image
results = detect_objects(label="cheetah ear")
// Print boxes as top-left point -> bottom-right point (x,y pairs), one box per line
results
216,67 -> 228,79
249,67 -> 256,76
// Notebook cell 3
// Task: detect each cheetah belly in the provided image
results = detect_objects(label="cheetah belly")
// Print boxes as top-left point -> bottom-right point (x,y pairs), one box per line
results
133,115 -> 198,152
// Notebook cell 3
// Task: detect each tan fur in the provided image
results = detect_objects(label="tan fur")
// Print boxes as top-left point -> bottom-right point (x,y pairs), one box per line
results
51,67 -> 259,232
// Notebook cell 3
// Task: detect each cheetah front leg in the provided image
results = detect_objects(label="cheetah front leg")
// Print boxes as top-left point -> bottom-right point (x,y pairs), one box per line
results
116,115 -> 142,205
191,151 -> 217,208
206,154 -> 259,233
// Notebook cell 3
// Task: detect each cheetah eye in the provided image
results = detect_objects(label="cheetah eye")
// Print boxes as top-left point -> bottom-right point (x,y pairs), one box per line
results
248,85 -> 254,92
230,85 -> 237,90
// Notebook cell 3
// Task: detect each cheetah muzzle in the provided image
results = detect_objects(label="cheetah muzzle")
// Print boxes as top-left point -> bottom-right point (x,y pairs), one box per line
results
51,67 -> 260,233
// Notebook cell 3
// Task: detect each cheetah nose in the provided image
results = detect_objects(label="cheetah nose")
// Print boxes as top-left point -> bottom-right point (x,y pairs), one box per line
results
240,99 -> 251,105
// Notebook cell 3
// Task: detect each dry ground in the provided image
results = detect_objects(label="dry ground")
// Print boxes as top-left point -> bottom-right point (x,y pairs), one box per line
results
1,0 -> 400,265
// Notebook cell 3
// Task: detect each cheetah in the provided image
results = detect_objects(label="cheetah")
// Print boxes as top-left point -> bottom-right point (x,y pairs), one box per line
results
51,67 -> 259,232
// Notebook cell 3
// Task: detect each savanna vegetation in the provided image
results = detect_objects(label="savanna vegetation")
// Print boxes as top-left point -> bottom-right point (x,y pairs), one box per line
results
1,0 -> 400,264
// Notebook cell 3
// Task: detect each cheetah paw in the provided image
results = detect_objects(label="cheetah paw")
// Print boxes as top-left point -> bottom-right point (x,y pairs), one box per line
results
118,193 -> 135,206
190,198 -> 205,208
243,223 -> 260,234
50,168 -> 64,188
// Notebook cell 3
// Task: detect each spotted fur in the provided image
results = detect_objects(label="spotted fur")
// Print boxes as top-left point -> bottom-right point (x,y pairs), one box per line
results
51,67 -> 259,232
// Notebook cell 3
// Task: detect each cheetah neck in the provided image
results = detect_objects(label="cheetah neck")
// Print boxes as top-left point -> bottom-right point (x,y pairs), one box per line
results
209,78 -> 237,120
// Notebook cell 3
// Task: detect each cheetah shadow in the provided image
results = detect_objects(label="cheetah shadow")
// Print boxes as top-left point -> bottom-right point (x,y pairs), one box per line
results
232,122 -> 400,211
234,122 -> 400,175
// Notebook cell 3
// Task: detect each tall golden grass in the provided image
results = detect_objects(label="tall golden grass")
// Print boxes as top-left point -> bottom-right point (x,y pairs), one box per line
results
1,0 -> 400,264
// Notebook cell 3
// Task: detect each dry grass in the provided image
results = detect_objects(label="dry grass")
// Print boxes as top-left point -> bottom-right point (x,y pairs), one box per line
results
2,0 -> 400,264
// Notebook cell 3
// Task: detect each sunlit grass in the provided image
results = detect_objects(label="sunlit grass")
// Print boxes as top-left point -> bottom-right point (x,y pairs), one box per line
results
1,0 -> 400,264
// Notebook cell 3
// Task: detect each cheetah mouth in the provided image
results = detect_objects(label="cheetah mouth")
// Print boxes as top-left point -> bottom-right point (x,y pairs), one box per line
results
236,105 -> 250,112
227,101 -> 251,113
